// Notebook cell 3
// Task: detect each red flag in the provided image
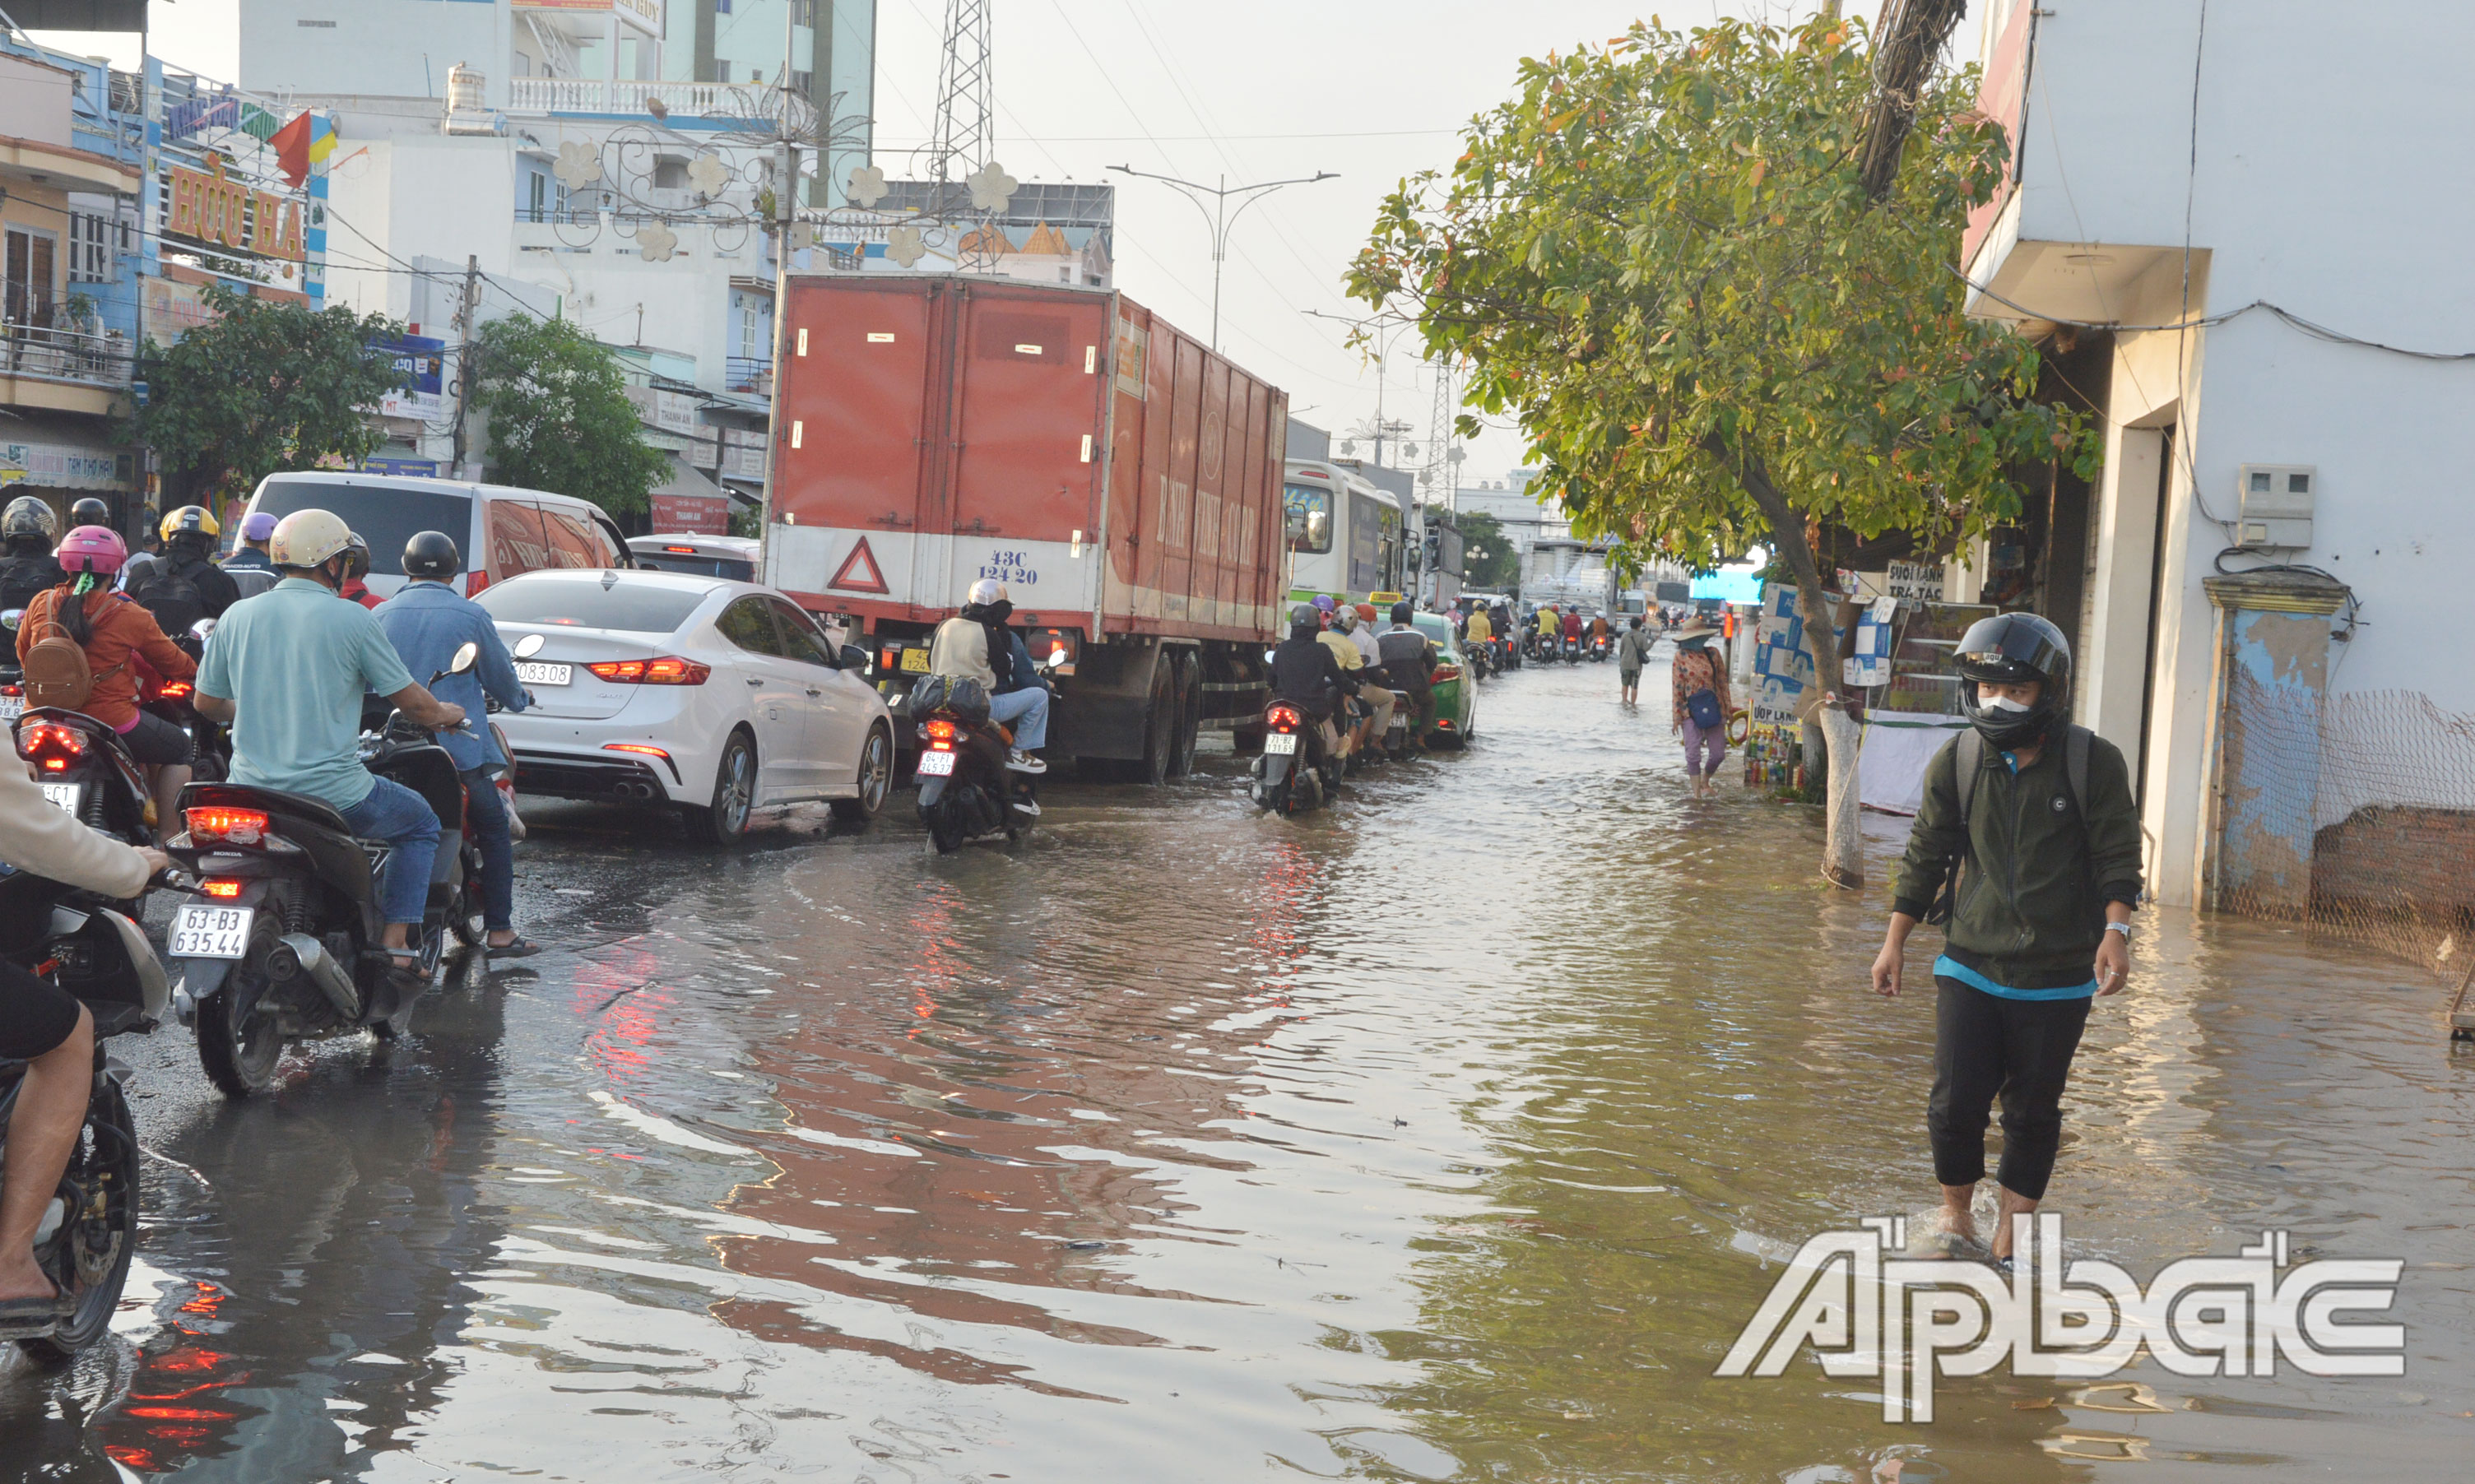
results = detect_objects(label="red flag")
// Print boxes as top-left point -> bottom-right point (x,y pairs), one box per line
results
270,110 -> 313,188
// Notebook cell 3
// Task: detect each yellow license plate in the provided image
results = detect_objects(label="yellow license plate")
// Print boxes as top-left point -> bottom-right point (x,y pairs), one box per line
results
899,648 -> 931,674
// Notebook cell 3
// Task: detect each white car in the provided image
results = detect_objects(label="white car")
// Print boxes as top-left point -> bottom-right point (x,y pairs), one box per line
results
478,568 -> 894,842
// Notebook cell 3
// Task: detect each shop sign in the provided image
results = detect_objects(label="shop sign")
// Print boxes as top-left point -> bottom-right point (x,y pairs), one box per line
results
652,492 -> 729,534
375,335 -> 448,421
142,276 -> 221,343
0,441 -> 130,490
1884,559 -> 1943,601
167,153 -> 307,262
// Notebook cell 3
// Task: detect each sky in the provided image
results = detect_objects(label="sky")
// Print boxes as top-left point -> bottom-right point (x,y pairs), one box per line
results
32,0 -> 1841,480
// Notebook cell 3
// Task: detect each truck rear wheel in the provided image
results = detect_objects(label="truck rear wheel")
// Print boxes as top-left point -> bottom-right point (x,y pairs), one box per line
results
1136,659 -> 1174,785
1166,650 -> 1200,778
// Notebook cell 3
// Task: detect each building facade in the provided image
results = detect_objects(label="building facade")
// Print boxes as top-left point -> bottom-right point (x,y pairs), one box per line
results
1962,0 -> 2475,913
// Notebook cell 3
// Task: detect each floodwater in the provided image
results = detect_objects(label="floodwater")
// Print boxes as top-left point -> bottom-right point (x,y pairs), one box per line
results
6,653 -> 2473,1482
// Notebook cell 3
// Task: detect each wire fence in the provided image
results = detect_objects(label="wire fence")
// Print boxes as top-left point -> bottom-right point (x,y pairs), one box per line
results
2221,672 -> 2475,1007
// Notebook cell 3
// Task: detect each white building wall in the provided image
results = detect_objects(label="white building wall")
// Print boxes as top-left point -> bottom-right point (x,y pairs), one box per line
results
1976,0 -> 2475,904
241,0 -> 512,106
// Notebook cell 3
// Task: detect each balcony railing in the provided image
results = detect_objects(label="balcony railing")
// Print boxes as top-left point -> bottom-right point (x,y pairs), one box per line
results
507,77 -> 778,118
724,355 -> 771,395
0,325 -> 134,392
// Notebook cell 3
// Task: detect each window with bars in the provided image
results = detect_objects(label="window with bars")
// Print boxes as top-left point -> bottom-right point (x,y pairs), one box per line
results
67,213 -> 114,284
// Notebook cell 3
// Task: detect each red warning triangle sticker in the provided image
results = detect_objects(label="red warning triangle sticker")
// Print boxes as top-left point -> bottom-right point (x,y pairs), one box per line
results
827,536 -> 889,594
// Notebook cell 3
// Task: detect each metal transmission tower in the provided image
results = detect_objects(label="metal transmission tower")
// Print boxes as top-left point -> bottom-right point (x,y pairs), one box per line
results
1420,359 -> 1459,510
927,0 -> 995,197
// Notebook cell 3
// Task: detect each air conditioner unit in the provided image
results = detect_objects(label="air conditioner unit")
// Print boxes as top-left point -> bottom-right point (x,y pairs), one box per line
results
2232,463 -> 2315,550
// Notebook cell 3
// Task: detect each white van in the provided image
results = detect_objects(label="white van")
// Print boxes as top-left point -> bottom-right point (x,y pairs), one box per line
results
241,472 -> 633,601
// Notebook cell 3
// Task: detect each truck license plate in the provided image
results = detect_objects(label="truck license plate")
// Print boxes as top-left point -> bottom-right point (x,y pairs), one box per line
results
899,648 -> 931,674
39,782 -> 80,814
1263,731 -> 1298,755
171,904 -> 253,960
916,748 -> 956,776
515,661 -> 572,686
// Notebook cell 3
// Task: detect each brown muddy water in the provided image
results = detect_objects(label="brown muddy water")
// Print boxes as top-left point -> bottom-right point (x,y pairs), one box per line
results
3,654 -> 2471,1482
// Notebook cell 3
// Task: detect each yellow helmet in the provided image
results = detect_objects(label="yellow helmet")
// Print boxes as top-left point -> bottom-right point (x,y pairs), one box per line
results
268,508 -> 355,569
160,503 -> 220,542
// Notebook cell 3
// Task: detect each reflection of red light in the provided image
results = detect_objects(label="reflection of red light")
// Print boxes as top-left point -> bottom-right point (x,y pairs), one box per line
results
153,1346 -> 233,1372
123,1406 -> 235,1421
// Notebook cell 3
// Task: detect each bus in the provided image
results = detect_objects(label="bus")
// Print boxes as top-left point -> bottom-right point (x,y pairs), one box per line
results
1283,458 -> 1404,605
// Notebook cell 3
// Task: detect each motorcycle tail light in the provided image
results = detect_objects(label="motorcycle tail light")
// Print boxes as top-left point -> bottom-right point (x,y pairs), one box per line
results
587,656 -> 712,685
923,717 -> 959,748
200,878 -> 245,899
16,721 -> 87,764
1265,703 -> 1303,731
160,680 -> 193,698
185,807 -> 269,846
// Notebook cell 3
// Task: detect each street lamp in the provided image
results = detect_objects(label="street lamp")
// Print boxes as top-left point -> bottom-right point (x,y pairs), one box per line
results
1108,164 -> 1336,351
1304,308 -> 1423,467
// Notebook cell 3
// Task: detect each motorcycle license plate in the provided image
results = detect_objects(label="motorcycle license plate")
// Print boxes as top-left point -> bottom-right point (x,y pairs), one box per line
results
916,748 -> 957,776
171,904 -> 253,960
0,694 -> 19,721
39,782 -> 80,815
899,648 -> 931,674
514,661 -> 571,686
1263,730 -> 1298,754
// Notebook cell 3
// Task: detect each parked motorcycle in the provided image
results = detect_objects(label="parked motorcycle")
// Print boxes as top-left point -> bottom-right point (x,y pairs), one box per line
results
16,709 -> 157,855
164,644 -> 488,1096
0,863 -> 171,1359
910,670 -> 1047,853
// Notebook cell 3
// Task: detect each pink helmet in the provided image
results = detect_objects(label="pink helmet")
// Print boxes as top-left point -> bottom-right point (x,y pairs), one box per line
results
57,525 -> 127,577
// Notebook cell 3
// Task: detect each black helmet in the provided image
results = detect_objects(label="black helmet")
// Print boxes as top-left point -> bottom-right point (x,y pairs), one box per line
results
404,529 -> 462,580
341,532 -> 371,582
1391,601 -> 1414,625
1953,611 -> 2072,749
2,496 -> 57,542
68,497 -> 110,529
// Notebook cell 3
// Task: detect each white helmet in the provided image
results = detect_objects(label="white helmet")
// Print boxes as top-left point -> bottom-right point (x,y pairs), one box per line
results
967,577 -> 1006,605
1333,608 -> 1358,634
268,508 -> 355,569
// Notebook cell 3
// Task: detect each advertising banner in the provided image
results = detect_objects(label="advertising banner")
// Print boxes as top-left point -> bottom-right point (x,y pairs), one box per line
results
652,493 -> 730,535
376,334 -> 448,421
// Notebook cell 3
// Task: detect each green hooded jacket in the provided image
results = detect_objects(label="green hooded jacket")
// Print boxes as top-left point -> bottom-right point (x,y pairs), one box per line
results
1890,727 -> 2145,989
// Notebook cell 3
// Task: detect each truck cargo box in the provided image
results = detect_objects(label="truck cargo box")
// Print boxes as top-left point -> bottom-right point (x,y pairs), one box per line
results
765,276 -> 1289,645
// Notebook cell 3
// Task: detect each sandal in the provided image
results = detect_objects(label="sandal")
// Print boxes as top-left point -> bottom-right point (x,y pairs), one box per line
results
485,936 -> 543,959
0,1285 -> 72,1333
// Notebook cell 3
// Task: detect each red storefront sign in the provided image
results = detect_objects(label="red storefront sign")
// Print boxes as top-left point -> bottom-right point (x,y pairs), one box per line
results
651,493 -> 730,535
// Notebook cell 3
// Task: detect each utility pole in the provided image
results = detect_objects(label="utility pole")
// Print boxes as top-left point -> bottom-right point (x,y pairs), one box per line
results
450,253 -> 480,477
1112,165 -> 1337,352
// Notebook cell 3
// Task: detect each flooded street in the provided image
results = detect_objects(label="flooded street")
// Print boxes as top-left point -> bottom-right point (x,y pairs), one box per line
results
7,654 -> 2473,1482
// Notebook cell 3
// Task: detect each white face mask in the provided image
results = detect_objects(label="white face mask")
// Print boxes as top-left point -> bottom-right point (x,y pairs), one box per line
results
1980,692 -> 2035,714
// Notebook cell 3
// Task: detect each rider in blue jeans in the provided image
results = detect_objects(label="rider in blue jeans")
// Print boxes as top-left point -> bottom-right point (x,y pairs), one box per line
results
193,510 -> 467,986
374,531 -> 538,958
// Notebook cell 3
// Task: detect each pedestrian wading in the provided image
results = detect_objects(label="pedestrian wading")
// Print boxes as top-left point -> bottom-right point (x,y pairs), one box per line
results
1867,612 -> 2143,1263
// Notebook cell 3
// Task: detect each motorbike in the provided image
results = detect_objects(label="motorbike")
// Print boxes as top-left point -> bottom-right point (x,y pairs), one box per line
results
164,643 -> 489,1096
16,708 -> 158,855
0,862 -> 172,1360
1587,633 -> 1612,662
1250,679 -> 1342,815
1466,637 -> 1493,682
151,616 -> 230,783
911,666 -> 1055,853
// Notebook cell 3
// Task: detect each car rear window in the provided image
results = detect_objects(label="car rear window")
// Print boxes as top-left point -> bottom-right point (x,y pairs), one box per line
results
634,552 -> 755,582
476,577 -> 709,634
250,481 -> 472,577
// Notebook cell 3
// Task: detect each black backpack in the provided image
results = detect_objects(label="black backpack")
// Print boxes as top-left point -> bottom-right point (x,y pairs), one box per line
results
132,555 -> 210,638
1923,724 -> 2095,928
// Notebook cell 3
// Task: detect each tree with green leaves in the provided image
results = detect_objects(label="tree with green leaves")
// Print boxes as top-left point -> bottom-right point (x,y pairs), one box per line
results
1350,14 -> 2095,885
1456,510 -> 1519,590
470,314 -> 669,519
135,286 -> 404,505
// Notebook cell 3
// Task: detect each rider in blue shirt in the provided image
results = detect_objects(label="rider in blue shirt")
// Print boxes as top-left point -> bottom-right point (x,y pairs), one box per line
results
374,531 -> 538,958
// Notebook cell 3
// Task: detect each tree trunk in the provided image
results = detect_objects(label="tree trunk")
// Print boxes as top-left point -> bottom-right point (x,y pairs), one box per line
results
1731,450 -> 1866,890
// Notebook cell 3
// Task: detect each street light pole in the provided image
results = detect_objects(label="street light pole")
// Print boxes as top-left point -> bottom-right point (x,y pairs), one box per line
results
1108,164 -> 1335,352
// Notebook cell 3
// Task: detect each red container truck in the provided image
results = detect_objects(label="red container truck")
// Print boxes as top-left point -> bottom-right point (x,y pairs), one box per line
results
764,276 -> 1289,780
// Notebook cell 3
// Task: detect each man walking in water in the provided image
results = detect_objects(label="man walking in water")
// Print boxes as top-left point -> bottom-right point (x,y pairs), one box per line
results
1869,614 -> 2143,1266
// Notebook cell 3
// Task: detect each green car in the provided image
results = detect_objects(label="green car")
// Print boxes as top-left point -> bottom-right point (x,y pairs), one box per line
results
1409,614 -> 1478,748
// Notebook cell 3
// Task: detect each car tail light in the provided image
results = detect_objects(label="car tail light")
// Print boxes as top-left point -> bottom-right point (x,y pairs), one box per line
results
1430,665 -> 1462,684
587,656 -> 711,685
185,807 -> 270,846
1265,703 -> 1303,731
17,721 -> 88,766
200,878 -> 245,900
922,717 -> 959,749
466,569 -> 491,597
602,743 -> 671,759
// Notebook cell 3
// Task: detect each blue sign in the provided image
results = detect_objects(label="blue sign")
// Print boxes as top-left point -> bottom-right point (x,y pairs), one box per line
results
375,334 -> 447,420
